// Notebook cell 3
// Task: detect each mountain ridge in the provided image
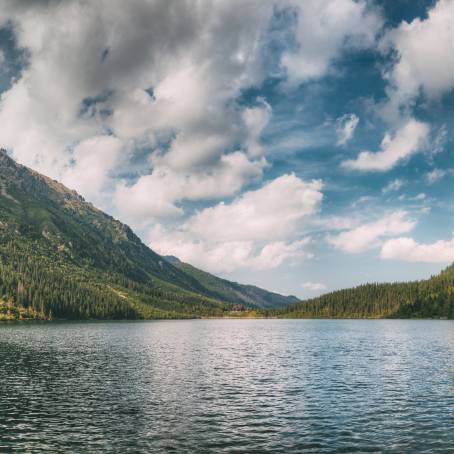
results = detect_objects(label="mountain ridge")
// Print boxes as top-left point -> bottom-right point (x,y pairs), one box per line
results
1,149 -> 453,320
163,256 -> 298,309
0,149 -> 294,320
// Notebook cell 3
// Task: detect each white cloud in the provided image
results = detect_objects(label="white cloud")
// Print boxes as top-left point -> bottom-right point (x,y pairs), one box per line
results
342,119 -> 429,171
186,174 -> 323,242
397,193 -> 428,203
148,174 -> 322,273
425,168 -> 454,184
151,234 -> 312,274
351,195 -> 375,208
431,124 -> 448,155
62,136 -> 124,204
156,132 -> 230,172
116,152 -> 266,222
315,215 -> 360,231
242,99 -> 272,157
0,49 -> 5,66
336,113 -> 359,145
426,169 -> 446,184
253,239 -> 312,269
328,210 -> 416,253
0,0 -> 275,214
382,178 -> 404,193
301,281 -> 326,291
381,233 -> 454,263
282,0 -> 382,84
382,0 -> 454,112
0,78 -> 95,178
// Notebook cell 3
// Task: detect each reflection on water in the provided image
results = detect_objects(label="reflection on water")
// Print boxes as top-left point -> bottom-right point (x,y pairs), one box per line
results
0,320 -> 453,453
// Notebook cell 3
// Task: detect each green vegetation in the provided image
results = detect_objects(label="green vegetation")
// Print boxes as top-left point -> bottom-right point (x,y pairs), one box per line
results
0,150 -> 292,320
277,267 -> 454,319
166,258 -> 297,309
0,298 -> 45,321
1,150 -> 453,321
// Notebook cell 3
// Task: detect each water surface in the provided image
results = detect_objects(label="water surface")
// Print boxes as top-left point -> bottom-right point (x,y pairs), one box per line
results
0,319 -> 453,453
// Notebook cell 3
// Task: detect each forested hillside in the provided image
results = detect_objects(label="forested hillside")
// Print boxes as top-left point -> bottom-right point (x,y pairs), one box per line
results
0,150 -> 292,320
165,257 -> 297,309
1,149 -> 453,321
279,266 -> 454,319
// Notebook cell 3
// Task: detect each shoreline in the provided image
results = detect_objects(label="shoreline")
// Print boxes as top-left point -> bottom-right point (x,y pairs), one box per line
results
0,317 -> 451,323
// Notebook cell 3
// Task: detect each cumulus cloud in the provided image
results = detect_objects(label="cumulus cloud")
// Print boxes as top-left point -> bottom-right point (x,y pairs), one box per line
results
336,113 -> 359,146
382,0 -> 454,112
152,236 -> 312,274
186,174 -> 323,242
0,0 -> 388,280
116,152 -> 266,222
0,0 -> 274,215
282,0 -> 382,84
342,119 -> 429,171
148,174 -> 322,272
381,233 -> 454,263
328,210 -> 416,253
62,136 -> 124,204
2,0 -> 448,284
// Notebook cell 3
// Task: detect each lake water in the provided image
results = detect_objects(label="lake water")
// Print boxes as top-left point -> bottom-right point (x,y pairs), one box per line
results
0,320 -> 452,453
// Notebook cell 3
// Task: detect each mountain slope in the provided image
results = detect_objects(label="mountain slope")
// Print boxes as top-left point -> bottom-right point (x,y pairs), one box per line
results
0,150 -> 292,320
164,256 -> 298,309
279,266 -> 454,319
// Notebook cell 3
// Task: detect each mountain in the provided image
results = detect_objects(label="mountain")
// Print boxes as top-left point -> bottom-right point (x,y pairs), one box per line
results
0,150 -> 294,320
2,149 -> 451,321
164,256 -> 298,309
279,266 -> 454,319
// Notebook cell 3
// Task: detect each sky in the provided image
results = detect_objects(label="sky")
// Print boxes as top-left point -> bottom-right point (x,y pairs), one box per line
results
0,0 -> 453,299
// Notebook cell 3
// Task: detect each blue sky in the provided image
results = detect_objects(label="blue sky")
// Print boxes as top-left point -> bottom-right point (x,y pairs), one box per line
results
0,0 -> 453,298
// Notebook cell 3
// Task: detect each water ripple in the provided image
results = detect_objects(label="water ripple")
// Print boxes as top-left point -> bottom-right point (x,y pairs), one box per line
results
0,319 -> 453,453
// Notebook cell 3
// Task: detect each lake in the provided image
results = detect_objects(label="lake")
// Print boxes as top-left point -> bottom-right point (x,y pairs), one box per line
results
0,319 -> 452,453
